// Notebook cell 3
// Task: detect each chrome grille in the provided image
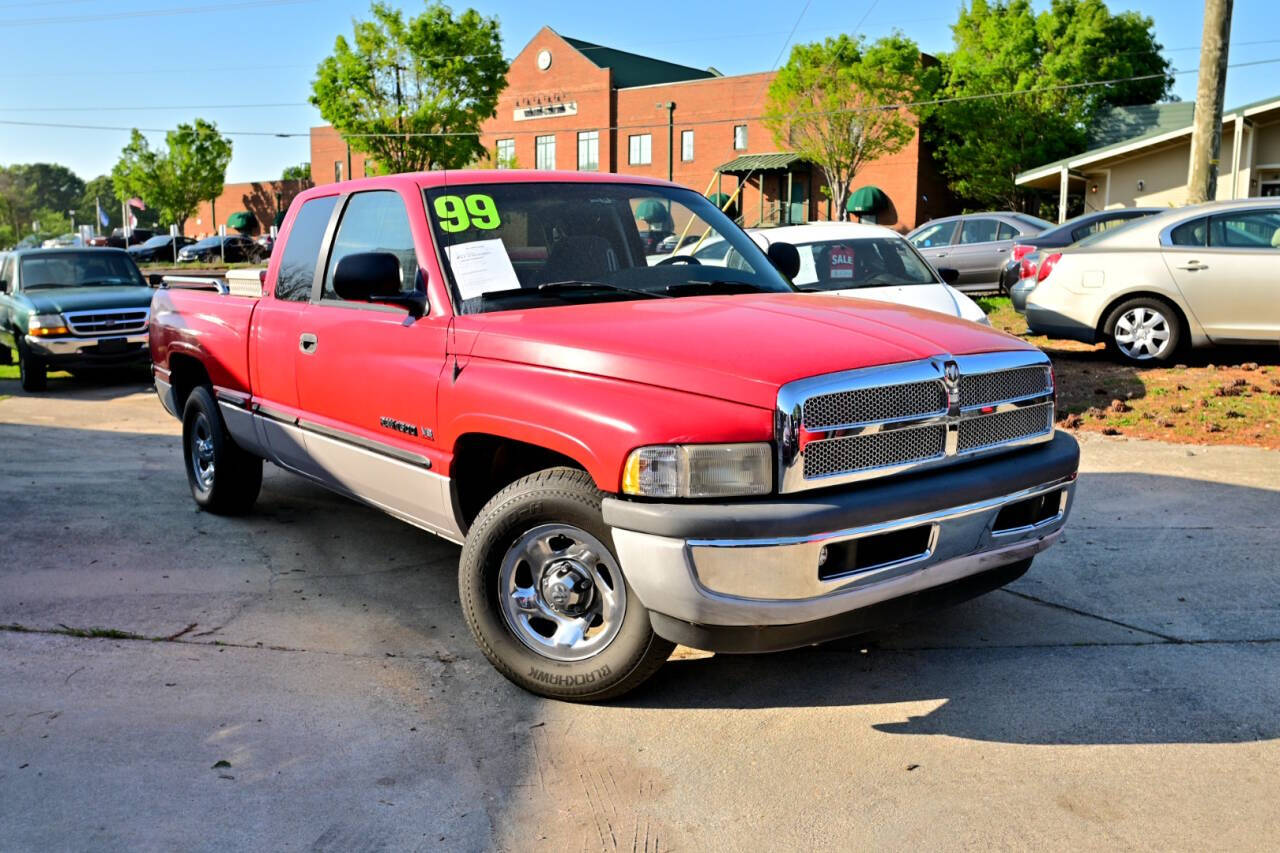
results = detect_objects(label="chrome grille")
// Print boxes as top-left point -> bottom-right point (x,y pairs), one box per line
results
958,403 -> 1054,453
960,366 -> 1051,407
803,380 -> 945,429
803,425 -> 946,479
777,351 -> 1056,493
64,308 -> 149,336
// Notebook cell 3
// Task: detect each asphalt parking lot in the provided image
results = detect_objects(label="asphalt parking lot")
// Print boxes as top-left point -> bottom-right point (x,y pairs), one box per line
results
1,377 -> 1278,851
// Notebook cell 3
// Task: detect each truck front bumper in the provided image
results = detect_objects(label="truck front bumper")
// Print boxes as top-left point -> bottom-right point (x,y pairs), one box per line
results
24,333 -> 150,367
603,431 -> 1079,653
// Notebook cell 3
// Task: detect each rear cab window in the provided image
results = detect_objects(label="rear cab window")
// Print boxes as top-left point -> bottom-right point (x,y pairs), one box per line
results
275,195 -> 338,301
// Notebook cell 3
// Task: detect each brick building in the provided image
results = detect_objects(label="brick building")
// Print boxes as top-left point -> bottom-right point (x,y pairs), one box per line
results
309,27 -> 952,231
182,179 -> 312,238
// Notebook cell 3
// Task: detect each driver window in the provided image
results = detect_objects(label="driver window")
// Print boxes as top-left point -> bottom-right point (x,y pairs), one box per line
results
910,222 -> 953,248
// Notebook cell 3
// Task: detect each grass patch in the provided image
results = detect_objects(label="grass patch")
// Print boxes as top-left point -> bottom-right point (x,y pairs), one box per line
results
55,625 -> 143,640
980,297 -> 1280,449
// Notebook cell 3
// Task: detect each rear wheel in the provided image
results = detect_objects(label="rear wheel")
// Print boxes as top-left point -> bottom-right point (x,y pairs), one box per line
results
459,467 -> 674,701
17,340 -> 46,392
1104,297 -> 1182,364
182,386 -> 262,514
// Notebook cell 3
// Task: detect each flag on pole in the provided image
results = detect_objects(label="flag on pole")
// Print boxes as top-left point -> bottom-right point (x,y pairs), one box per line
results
128,212 -> 138,229
128,197 -> 146,211
96,199 -> 109,227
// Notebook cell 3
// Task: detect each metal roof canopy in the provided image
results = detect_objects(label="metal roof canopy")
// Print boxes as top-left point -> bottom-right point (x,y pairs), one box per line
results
715,153 -> 808,175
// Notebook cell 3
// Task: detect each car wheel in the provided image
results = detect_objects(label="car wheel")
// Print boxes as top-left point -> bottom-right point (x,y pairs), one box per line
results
182,386 -> 263,514
17,340 -> 46,392
1104,297 -> 1182,364
459,467 -> 674,702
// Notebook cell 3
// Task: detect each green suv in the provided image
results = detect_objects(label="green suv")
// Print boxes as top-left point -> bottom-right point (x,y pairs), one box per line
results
0,248 -> 157,392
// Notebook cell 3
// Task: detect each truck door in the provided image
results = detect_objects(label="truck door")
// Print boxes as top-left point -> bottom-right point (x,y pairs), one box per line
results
292,188 -> 454,535
251,193 -> 339,475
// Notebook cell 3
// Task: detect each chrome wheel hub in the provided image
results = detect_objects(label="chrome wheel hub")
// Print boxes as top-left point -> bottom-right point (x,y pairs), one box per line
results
1114,307 -> 1171,360
498,524 -> 626,662
190,415 -> 216,491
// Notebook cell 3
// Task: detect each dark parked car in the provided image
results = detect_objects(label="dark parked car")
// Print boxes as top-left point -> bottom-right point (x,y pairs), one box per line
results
127,234 -> 196,264
1001,207 -> 1163,301
907,212 -> 1052,293
0,248 -> 157,391
176,234 -> 260,263
104,227 -> 155,249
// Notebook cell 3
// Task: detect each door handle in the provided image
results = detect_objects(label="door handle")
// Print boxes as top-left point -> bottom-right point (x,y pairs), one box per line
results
1175,261 -> 1209,271
299,333 -> 318,354
933,252 -> 948,258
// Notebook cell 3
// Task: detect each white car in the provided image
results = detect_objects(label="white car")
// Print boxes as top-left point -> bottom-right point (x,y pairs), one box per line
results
743,223 -> 990,324
1025,199 -> 1280,363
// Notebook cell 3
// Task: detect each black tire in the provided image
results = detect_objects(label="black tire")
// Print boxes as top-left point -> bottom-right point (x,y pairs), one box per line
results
1103,296 -> 1183,364
459,467 -> 674,702
0,344 -> 11,366
17,340 -> 46,392
181,386 -> 263,515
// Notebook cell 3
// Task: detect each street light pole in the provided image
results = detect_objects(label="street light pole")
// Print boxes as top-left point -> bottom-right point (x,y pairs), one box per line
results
657,101 -> 675,183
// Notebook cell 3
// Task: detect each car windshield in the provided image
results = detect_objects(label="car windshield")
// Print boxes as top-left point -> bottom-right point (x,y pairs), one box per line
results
423,182 -> 793,313
1072,215 -> 1154,248
140,235 -> 171,248
190,238 -> 220,249
791,237 -> 938,290
20,252 -> 143,288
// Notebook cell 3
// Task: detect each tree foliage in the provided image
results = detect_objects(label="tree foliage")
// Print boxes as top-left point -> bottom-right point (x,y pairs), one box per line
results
0,163 -> 85,238
310,1 -> 508,175
931,0 -> 1173,208
764,34 -> 939,218
111,119 -> 232,235
281,162 -> 312,182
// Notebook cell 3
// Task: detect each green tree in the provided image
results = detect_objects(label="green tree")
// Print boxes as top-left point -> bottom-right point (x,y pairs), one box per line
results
764,34 -> 939,218
0,163 -> 85,237
310,2 -> 508,175
931,0 -> 1173,209
281,162 -> 312,181
111,119 -> 232,235
78,174 -> 119,232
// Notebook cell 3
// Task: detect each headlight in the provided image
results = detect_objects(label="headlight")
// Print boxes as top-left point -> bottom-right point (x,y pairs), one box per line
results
621,443 -> 772,498
28,313 -> 69,336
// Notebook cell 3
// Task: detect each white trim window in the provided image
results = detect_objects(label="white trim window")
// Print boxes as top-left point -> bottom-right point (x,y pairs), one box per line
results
681,129 -> 694,162
577,131 -> 599,171
733,124 -> 748,150
629,133 -> 652,166
535,135 -> 556,170
495,138 -> 515,168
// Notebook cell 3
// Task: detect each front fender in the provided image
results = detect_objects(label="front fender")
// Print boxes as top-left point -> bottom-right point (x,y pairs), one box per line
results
439,357 -> 775,492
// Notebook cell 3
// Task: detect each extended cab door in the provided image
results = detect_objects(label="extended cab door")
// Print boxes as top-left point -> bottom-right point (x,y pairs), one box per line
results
1163,207 -> 1280,342
251,193 -> 339,475
292,188 -> 455,535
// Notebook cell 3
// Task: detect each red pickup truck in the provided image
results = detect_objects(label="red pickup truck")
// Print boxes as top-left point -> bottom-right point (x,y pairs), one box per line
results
150,171 -> 1078,700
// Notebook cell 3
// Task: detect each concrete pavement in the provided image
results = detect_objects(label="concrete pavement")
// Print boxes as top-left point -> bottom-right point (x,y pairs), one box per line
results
0,375 -> 1277,851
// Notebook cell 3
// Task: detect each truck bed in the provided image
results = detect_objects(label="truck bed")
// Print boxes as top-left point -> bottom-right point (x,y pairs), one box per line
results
149,285 -> 257,395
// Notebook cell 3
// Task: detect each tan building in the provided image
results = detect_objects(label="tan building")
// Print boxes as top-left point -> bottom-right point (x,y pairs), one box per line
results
1017,95 -> 1280,220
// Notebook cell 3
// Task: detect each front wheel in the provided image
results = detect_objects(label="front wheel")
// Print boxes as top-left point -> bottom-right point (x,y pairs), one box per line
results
1104,297 -> 1182,364
181,386 -> 263,514
459,467 -> 674,701
17,340 -> 46,392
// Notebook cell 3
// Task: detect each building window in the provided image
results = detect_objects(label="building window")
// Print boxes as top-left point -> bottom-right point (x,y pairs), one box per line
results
577,131 -> 599,171
535,135 -> 556,170
681,130 -> 694,162
334,160 -> 344,182
733,125 -> 747,150
629,133 -> 652,166
495,138 -> 515,168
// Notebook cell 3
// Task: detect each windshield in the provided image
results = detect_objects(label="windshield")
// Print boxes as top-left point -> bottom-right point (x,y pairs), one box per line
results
140,235 -> 171,248
190,238 -> 220,249
791,237 -> 938,290
1072,214 -> 1155,248
424,182 -> 793,313
20,252 -> 143,288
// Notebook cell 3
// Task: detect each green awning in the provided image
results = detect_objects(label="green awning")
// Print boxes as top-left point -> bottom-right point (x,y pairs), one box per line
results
634,198 -> 673,227
846,186 -> 889,214
715,152 -> 807,175
707,192 -> 733,207
273,210 -> 286,227
226,211 -> 257,231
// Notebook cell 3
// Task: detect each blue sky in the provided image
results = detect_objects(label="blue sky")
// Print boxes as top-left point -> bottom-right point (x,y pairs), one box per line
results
0,0 -> 1274,183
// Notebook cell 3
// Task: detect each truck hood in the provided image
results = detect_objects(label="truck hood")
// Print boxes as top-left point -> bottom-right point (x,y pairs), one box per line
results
457,292 -> 1033,409
21,286 -> 154,315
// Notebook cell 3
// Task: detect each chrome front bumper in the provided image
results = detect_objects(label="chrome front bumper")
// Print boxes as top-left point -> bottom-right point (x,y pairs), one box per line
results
24,332 -> 149,359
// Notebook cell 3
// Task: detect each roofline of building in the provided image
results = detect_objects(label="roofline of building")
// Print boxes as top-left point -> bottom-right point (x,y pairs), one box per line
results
617,69 -> 776,91
1016,95 -> 1280,185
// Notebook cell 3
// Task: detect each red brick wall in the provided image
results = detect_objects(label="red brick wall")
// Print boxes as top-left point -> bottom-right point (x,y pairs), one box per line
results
310,125 -> 373,184
183,179 -> 312,238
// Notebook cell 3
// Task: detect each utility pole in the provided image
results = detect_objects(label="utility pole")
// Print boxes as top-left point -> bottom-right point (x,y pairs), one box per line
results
657,101 -> 675,182
1186,0 -> 1233,204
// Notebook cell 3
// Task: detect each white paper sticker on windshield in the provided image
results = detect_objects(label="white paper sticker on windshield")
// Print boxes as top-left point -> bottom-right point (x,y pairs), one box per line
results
445,239 -> 521,300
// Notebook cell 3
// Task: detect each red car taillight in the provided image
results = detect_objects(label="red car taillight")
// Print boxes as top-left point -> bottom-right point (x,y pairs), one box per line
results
1036,252 -> 1062,283
1019,256 -> 1038,280
1011,244 -> 1036,262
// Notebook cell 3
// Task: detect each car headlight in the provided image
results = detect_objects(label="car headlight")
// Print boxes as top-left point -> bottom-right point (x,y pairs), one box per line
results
28,313 -> 69,336
622,443 -> 772,498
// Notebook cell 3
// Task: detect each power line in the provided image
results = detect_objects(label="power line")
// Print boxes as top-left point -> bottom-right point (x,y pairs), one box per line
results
1,0 -> 317,26
1,56 -> 1276,140
0,102 -> 310,112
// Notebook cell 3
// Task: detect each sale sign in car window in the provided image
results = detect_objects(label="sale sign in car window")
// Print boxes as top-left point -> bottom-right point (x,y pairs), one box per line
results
828,245 -> 856,280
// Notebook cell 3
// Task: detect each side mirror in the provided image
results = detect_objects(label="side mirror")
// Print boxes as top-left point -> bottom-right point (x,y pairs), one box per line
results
148,274 -> 164,287
766,241 -> 801,280
936,266 -> 960,286
332,251 -> 426,318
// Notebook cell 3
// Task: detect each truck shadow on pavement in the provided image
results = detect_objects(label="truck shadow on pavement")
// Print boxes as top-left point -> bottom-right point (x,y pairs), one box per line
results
0,370 -> 151,402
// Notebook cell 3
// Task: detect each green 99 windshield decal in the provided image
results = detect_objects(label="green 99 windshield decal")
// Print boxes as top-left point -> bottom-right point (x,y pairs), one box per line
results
434,193 -> 501,233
